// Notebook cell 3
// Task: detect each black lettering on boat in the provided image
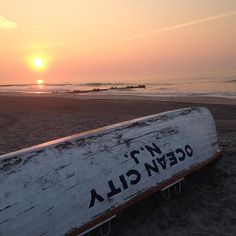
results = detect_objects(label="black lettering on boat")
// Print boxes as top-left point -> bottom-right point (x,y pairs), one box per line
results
130,150 -> 140,164
166,151 -> 178,167
156,155 -> 167,169
185,144 -> 193,157
144,159 -> 159,177
89,189 -> 105,208
119,175 -> 128,190
175,148 -> 185,161
107,180 -> 122,198
126,169 -> 141,185
145,143 -> 162,157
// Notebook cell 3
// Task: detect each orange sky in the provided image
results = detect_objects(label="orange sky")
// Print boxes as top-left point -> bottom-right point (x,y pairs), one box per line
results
0,0 -> 236,83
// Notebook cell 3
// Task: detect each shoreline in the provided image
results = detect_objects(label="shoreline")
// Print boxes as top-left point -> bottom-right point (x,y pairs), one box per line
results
0,92 -> 236,105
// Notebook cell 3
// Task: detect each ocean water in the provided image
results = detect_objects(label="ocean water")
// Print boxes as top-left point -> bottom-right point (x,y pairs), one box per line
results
0,75 -> 235,98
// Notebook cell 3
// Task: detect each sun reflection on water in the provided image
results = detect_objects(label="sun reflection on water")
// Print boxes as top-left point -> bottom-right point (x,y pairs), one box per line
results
36,79 -> 44,93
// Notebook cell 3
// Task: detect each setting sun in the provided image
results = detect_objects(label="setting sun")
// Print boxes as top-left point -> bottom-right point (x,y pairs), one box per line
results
34,58 -> 43,68
27,55 -> 49,71
33,58 -> 46,71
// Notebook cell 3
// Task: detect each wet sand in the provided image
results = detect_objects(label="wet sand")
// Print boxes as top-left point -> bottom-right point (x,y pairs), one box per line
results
0,95 -> 235,235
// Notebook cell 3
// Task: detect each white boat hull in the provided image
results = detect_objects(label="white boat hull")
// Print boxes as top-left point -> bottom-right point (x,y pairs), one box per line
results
0,107 -> 221,235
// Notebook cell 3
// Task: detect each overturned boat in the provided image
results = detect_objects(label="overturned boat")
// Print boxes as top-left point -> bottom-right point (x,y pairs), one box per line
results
0,107 -> 221,236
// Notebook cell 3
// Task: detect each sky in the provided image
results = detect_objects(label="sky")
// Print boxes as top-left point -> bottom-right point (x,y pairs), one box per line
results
0,0 -> 236,84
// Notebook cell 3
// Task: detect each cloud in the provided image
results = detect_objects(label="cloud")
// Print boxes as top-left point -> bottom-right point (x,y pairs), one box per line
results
120,11 -> 236,42
0,16 -> 18,29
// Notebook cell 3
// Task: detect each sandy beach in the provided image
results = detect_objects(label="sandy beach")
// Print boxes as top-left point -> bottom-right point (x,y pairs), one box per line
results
0,94 -> 235,235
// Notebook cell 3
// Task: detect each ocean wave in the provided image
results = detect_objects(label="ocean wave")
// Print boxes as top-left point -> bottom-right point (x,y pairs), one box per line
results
0,84 -> 34,87
145,82 -> 180,86
224,79 -> 236,83
0,83 -> 71,87
78,82 -> 126,87
44,83 -> 71,86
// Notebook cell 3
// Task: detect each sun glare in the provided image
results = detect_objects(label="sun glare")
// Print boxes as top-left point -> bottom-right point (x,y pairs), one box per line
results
37,79 -> 44,85
33,58 -> 46,70
34,58 -> 43,68
28,55 -> 49,71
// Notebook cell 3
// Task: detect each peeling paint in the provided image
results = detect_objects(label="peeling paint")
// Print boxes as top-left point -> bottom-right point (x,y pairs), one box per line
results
55,142 -> 74,151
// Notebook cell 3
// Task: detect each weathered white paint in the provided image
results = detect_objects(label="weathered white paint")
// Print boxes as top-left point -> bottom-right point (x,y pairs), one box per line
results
0,107 -> 220,236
